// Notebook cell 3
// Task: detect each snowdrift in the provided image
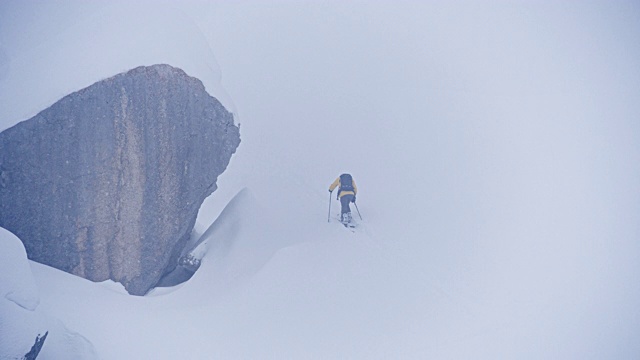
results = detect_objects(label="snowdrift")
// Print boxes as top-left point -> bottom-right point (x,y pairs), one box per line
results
0,228 -> 97,359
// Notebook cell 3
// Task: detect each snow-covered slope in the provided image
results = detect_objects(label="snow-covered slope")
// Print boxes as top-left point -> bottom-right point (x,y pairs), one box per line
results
0,228 -> 97,359
1,1 -> 639,359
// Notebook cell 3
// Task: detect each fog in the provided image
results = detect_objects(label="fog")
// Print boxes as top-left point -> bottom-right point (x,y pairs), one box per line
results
189,2 -> 640,356
1,1 -> 639,358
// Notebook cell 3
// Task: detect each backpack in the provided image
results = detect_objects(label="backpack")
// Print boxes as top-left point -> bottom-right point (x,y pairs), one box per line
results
338,173 -> 354,195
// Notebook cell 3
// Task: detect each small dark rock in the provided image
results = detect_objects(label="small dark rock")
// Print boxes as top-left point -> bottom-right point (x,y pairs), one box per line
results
23,331 -> 48,360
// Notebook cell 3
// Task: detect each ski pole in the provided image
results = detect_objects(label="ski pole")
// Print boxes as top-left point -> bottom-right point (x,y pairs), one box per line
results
353,201 -> 363,220
328,191 -> 332,222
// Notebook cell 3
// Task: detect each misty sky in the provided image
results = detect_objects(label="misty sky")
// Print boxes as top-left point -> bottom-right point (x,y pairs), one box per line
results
182,1 -> 640,253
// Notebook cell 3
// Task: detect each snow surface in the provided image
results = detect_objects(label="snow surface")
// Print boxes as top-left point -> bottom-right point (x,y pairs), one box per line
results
0,227 -> 43,358
1,1 -> 640,359
0,228 -> 97,359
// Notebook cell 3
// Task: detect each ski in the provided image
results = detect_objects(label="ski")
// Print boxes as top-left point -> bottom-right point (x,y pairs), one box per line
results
333,214 -> 357,232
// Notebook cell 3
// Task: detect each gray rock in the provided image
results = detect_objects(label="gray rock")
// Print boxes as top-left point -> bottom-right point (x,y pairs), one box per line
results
23,332 -> 48,360
0,64 -> 240,295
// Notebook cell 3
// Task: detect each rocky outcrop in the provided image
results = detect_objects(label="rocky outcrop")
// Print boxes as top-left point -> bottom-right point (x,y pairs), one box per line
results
0,64 -> 240,295
23,332 -> 48,360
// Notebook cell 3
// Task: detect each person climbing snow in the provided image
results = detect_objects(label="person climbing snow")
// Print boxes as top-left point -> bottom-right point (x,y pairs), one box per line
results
329,173 -> 357,224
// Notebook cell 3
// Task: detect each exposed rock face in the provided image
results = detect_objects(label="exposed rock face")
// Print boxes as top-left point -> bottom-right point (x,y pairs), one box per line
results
0,64 -> 240,295
24,332 -> 48,360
